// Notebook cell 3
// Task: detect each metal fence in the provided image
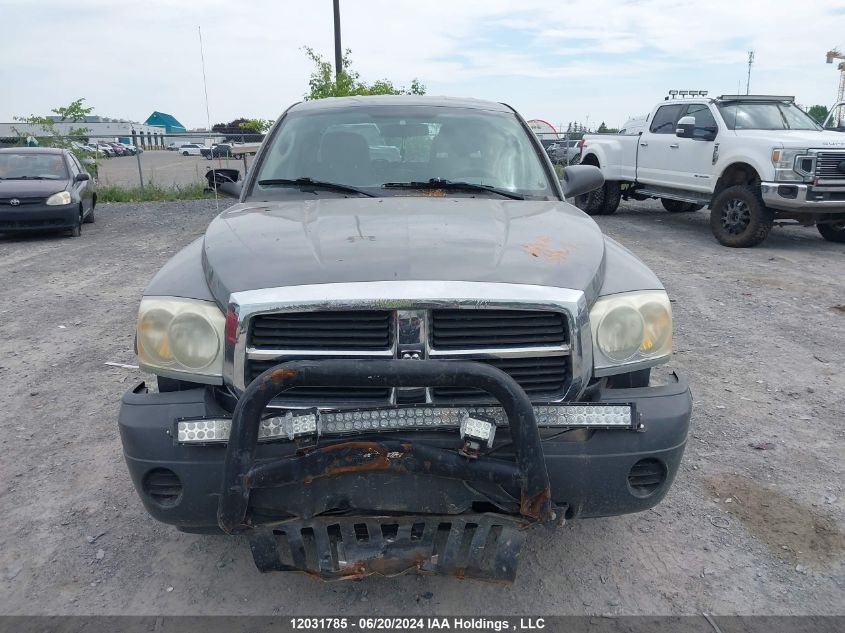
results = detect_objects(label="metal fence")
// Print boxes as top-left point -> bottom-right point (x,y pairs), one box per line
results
1,128 -> 626,192
0,133 -> 262,192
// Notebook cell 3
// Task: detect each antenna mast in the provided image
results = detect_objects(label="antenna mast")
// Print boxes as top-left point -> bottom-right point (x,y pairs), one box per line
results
198,26 -> 219,212
746,50 -> 754,95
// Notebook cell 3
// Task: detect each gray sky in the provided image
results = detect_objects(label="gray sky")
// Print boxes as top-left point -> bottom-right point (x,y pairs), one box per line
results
2,0 -> 844,130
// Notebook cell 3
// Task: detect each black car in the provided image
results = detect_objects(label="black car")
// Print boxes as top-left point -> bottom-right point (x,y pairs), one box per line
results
0,147 -> 96,237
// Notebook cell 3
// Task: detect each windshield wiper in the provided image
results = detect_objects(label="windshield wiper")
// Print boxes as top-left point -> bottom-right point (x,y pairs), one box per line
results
257,177 -> 376,197
6,176 -> 54,180
383,179 -> 524,200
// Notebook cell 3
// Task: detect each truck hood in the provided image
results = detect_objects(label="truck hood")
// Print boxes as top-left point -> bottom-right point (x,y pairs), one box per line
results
734,129 -> 845,149
201,197 -> 606,307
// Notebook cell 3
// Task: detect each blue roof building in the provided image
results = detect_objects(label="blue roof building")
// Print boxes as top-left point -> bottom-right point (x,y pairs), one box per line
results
144,111 -> 186,134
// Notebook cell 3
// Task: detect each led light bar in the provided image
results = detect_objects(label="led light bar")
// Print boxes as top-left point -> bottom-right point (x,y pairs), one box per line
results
176,404 -> 636,444
177,418 -> 232,443
177,412 -> 318,444
320,406 -> 467,434
467,404 -> 634,428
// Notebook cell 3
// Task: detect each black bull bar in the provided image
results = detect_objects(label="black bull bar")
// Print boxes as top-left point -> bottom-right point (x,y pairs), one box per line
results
217,359 -> 558,579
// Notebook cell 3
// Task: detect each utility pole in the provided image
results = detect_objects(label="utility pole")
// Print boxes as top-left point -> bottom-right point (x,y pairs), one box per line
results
333,0 -> 342,83
746,50 -> 754,95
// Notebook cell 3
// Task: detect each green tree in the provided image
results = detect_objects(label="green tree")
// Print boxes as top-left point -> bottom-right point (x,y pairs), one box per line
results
239,118 -> 273,133
212,117 -> 273,141
302,47 -> 425,100
12,98 -> 97,171
807,104 -> 829,124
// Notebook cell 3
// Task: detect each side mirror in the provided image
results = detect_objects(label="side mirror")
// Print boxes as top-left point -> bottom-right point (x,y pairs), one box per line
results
560,164 -> 604,199
205,168 -> 242,198
675,116 -> 696,138
75,172 -> 90,182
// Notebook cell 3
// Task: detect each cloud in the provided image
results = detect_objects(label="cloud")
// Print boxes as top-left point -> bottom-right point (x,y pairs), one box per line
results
1,0 -> 843,129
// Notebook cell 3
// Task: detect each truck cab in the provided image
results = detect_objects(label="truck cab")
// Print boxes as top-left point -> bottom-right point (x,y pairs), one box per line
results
579,94 -> 845,247
823,101 -> 845,132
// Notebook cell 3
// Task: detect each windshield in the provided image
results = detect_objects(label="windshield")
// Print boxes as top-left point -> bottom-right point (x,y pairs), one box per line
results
717,101 -> 822,131
253,105 -> 554,199
0,153 -> 69,180
824,103 -> 845,131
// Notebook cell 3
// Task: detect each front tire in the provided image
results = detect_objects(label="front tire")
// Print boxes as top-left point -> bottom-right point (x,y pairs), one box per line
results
183,151 -> 189,156
68,210 -> 83,237
662,198 -> 702,213
575,181 -> 621,216
83,207 -> 95,224
817,220 -> 845,243
709,185 -> 773,247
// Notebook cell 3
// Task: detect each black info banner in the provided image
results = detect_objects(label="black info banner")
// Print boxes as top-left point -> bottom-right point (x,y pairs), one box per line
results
0,617 -> 842,633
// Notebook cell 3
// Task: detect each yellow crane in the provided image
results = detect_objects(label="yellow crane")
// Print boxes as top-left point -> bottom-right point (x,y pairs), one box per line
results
826,48 -> 845,103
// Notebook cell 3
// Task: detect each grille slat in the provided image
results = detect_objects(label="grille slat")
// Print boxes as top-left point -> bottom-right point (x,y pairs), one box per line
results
246,359 -> 391,401
431,309 -> 566,349
815,152 -> 845,179
250,310 -> 391,350
431,357 -> 569,401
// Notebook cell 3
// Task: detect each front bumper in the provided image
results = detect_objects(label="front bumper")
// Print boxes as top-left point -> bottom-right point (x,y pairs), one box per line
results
120,369 -> 691,525
120,359 -> 691,579
760,181 -> 845,213
0,204 -> 77,232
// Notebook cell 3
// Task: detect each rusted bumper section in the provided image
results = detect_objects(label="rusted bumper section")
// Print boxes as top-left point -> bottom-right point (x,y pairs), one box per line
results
248,513 -> 526,581
216,359 -> 555,579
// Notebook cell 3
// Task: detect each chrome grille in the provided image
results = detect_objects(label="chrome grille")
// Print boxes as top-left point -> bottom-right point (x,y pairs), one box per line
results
815,151 -> 845,180
243,307 -> 572,406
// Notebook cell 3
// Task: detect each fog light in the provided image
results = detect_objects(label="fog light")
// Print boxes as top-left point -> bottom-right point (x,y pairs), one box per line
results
459,414 -> 496,447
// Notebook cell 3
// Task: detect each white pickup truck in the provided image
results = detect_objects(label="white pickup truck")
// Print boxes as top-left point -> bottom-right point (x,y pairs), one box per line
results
577,94 -> 845,247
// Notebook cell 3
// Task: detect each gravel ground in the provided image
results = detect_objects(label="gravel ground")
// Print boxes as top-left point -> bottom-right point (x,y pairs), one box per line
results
0,199 -> 843,615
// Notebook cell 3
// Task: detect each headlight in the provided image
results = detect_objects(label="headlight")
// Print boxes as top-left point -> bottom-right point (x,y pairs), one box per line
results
771,148 -> 813,182
45,191 -> 72,205
136,297 -> 225,383
590,290 -> 672,375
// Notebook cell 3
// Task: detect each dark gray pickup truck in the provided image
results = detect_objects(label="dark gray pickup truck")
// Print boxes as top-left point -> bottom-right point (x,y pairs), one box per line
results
119,95 -> 692,581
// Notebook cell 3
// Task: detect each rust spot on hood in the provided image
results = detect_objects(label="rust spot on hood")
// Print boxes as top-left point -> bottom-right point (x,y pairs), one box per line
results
522,237 -> 570,262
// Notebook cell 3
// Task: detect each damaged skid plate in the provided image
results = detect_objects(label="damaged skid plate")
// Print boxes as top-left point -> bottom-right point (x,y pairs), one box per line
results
248,513 -> 528,582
